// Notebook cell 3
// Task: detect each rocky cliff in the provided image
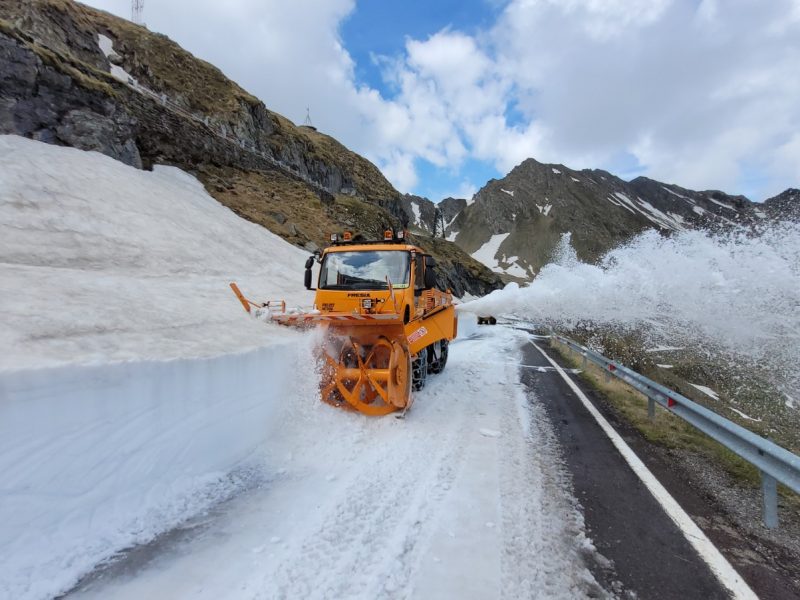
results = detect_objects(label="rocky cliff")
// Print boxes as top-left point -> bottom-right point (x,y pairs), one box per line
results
0,0 -> 502,297
762,188 -> 800,221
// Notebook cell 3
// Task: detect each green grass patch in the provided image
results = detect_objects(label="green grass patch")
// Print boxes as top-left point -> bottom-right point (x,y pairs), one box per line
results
551,337 -> 763,488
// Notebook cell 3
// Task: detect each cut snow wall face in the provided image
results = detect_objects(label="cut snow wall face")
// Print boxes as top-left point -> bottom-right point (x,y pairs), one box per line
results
0,343 -> 302,600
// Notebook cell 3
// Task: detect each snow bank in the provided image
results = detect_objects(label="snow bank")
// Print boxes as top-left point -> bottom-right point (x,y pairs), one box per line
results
0,135 -> 321,597
0,342 -> 313,600
0,135 -> 314,370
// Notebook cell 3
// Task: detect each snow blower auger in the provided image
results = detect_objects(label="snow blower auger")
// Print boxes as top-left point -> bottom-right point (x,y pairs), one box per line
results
230,229 -> 457,416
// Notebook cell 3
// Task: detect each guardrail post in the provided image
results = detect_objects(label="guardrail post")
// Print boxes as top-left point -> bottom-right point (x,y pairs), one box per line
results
761,471 -> 778,529
582,353 -> 587,369
648,398 -> 655,420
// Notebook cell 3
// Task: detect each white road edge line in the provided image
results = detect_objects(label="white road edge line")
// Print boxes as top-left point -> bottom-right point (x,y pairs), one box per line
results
532,341 -> 758,600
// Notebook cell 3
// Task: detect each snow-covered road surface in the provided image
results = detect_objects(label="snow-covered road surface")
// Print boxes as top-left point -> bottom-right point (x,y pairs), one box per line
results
65,326 -> 603,600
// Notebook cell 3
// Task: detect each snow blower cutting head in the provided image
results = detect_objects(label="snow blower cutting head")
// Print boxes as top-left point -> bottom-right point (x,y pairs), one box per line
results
230,228 -> 457,416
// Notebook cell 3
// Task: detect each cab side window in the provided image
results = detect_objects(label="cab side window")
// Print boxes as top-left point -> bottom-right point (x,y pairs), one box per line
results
415,255 -> 425,294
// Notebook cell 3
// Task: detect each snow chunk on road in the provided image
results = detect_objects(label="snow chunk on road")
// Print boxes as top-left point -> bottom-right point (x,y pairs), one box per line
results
479,428 -> 502,438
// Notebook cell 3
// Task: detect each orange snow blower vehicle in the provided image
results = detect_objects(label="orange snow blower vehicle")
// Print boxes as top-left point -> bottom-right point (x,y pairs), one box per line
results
230,229 -> 457,416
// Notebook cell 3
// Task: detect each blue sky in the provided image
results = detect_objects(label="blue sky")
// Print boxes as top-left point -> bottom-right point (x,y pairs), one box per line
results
340,0 -> 500,91
85,0 -> 800,202
338,0 -> 506,200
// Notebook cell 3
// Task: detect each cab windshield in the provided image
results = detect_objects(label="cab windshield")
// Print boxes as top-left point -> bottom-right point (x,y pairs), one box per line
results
319,250 -> 410,290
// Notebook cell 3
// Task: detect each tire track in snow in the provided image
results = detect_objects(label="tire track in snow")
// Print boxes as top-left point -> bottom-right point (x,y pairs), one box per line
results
263,380 -> 473,600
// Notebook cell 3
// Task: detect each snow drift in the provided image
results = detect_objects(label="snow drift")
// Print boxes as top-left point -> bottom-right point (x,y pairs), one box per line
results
463,227 -> 800,399
0,135 -> 313,370
0,135 -> 316,598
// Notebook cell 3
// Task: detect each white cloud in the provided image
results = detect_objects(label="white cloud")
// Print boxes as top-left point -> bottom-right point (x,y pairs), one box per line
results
379,151 -> 418,191
82,0 -> 800,200
490,0 -> 800,197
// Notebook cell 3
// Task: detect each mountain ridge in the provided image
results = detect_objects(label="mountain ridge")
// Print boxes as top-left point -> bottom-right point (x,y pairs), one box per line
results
391,158 -> 797,282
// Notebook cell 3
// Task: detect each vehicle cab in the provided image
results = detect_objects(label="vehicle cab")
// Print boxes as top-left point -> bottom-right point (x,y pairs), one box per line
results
305,230 -> 443,324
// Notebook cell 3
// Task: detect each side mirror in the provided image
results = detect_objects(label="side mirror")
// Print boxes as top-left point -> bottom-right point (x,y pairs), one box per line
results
304,255 -> 315,290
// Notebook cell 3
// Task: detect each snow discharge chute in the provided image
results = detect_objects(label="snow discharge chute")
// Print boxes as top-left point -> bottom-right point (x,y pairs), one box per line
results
231,230 -> 457,416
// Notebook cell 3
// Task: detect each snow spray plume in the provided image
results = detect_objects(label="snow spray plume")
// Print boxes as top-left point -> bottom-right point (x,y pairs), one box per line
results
462,223 -> 800,400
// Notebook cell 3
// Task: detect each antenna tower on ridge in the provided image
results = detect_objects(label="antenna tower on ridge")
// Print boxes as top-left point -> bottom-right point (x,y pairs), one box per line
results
301,107 -> 317,131
131,0 -> 144,25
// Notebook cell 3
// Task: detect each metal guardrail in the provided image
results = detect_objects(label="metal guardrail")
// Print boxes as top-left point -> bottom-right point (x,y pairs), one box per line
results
553,334 -> 800,529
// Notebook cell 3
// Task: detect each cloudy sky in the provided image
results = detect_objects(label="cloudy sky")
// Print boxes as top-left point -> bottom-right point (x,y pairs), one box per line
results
85,0 -> 800,201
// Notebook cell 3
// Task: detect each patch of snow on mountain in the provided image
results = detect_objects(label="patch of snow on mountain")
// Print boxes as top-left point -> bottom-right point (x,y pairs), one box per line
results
691,384 -> 720,401
501,188 -> 514,197
612,192 -> 641,215
536,203 -> 553,216
551,168 -> 561,174
471,233 -> 511,272
504,262 -> 529,278
661,186 -> 694,202
636,198 -> 685,231
606,194 -> 634,213
410,200 -> 422,227
755,210 -> 767,219
693,205 -> 708,216
570,177 -> 580,183
97,34 -> 137,85
729,407 -> 761,422
708,197 -> 736,211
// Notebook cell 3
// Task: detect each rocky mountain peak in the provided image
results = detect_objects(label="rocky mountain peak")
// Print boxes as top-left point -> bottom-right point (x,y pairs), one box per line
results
444,157 -> 793,283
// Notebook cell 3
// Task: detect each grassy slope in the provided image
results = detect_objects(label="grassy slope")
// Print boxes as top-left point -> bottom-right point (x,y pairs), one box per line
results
551,338 -> 799,512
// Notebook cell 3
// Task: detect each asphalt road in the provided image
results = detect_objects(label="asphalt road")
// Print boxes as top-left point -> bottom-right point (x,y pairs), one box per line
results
520,337 -> 735,600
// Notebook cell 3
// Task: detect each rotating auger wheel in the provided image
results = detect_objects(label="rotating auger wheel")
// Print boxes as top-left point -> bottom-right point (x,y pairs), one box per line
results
320,335 -> 412,416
